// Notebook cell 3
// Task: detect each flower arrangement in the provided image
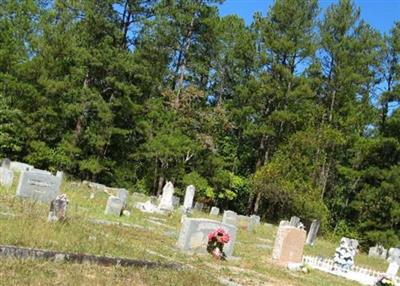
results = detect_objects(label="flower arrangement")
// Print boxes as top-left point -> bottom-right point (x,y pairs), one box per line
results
375,276 -> 395,286
207,228 -> 230,260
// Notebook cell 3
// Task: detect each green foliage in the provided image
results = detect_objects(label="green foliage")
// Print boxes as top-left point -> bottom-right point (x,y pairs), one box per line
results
0,0 -> 399,247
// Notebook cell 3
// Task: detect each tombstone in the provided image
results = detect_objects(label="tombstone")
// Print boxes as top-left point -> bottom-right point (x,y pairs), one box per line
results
0,167 -> 13,187
222,210 -> 237,226
250,215 -> 261,225
158,181 -> 174,211
115,188 -> 128,206
48,194 -> 68,222
386,247 -> 400,278
16,171 -> 62,203
289,216 -> 301,227
183,185 -> 195,211
272,225 -> 306,264
388,248 -> 400,264
177,217 -> 237,257
333,237 -> 358,271
10,161 -> 34,172
1,158 -> 11,169
279,220 -> 290,227
237,215 -> 252,230
368,244 -> 388,259
194,202 -> 204,211
172,195 -> 180,208
210,207 -> 220,216
306,220 -> 320,245
105,196 -> 123,216
56,171 -> 63,180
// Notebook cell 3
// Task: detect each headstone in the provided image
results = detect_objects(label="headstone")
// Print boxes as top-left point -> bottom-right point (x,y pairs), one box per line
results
386,262 -> 399,277
289,216 -> 300,227
0,167 -> 13,187
1,158 -> 11,169
48,194 -> 68,222
368,244 -> 387,259
272,225 -> 307,264
388,248 -> 400,264
333,237 -> 358,271
56,171 -> 63,180
105,196 -> 123,216
210,207 -> 220,216
172,195 -> 180,208
222,210 -> 238,226
116,188 -> 128,206
10,161 -> 34,172
158,181 -> 174,211
237,215 -> 255,231
177,218 -> 237,257
183,185 -> 195,211
194,202 -> 204,211
16,171 -> 61,203
279,220 -> 290,227
306,220 -> 320,245
250,215 -> 261,225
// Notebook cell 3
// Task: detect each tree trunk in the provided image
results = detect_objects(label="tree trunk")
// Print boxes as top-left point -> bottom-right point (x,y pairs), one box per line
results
253,192 -> 262,214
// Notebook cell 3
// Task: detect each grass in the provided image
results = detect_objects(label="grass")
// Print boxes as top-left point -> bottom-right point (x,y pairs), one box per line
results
0,176 -> 392,285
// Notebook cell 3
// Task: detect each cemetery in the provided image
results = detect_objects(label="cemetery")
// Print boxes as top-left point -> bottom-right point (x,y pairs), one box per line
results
0,163 -> 399,285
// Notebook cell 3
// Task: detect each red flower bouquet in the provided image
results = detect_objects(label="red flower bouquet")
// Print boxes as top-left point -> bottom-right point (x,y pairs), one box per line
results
207,228 -> 230,260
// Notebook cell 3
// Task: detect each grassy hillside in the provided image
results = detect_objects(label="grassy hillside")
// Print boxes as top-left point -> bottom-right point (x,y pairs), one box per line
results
0,176 -> 389,286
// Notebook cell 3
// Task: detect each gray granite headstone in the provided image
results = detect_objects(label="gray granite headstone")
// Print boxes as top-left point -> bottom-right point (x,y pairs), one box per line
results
289,216 -> 300,227
222,210 -> 237,226
210,207 -> 219,216
16,171 -> 61,203
1,158 -> 11,169
172,195 -> 180,208
32,168 -> 52,175
177,217 -> 237,257
116,188 -> 128,206
368,244 -> 387,259
105,196 -> 123,216
0,167 -> 13,187
48,194 -> 68,222
194,202 -> 204,211
306,220 -> 320,245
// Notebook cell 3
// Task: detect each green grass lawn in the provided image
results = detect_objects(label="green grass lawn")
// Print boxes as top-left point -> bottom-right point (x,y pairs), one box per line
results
0,177 -> 391,285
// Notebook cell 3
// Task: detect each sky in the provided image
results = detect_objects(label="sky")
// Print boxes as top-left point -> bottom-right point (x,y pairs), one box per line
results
218,0 -> 400,33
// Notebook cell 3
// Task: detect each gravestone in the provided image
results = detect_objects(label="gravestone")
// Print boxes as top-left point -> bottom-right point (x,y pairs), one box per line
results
105,196 -> 123,216
177,218 -> 237,257
333,237 -> 358,271
306,220 -> 320,245
279,220 -> 290,227
158,181 -> 174,211
116,188 -> 128,206
1,158 -> 11,169
368,244 -> 387,259
16,171 -> 62,203
172,196 -> 180,208
194,202 -> 204,211
272,224 -> 307,264
10,161 -> 34,172
0,167 -> 13,187
222,210 -> 238,226
183,185 -> 195,211
48,194 -> 69,222
237,215 -> 256,231
250,215 -> 261,225
387,248 -> 400,277
210,207 -> 220,216
289,216 -> 300,227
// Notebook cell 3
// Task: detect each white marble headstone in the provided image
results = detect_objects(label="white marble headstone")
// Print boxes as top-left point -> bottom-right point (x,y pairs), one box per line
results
0,167 -> 13,187
183,185 -> 195,211
158,181 -> 174,211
